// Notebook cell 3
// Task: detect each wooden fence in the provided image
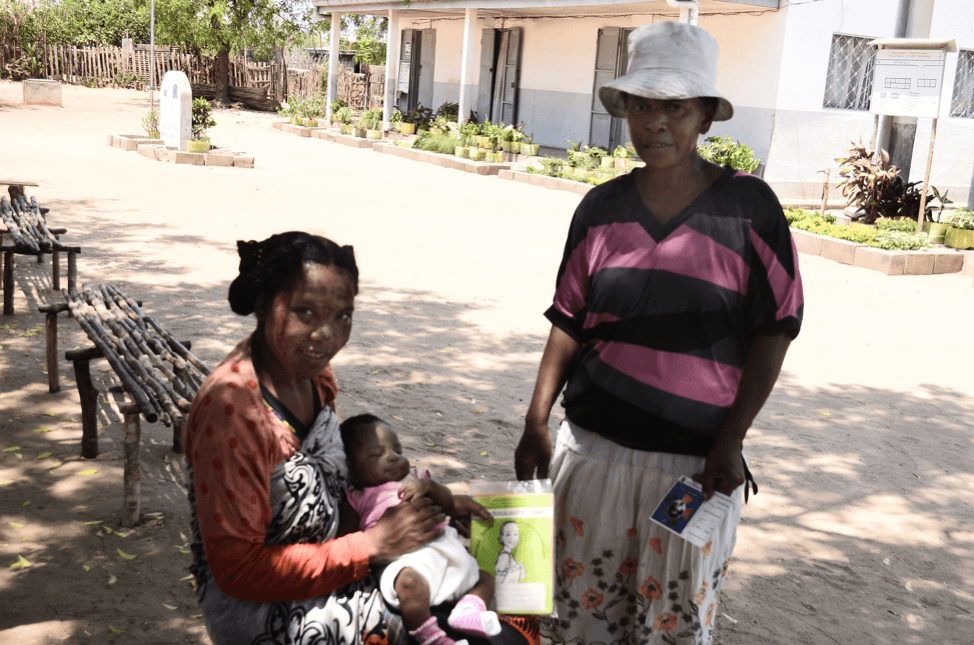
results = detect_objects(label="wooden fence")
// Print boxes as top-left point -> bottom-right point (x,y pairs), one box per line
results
5,43 -> 384,108
42,45 -> 275,91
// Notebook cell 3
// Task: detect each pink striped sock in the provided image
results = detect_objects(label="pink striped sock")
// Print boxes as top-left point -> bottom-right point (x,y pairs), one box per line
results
447,595 -> 502,637
409,616 -> 462,645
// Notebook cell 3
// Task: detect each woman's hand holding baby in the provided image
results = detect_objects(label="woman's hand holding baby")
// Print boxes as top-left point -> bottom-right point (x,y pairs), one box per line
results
365,496 -> 445,561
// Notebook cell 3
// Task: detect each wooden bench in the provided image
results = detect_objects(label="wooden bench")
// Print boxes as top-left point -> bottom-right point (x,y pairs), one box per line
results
1,194 -> 80,315
43,283 -> 211,526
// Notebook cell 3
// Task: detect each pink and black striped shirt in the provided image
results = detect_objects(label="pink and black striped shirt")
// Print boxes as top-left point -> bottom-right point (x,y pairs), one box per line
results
547,166 -> 803,454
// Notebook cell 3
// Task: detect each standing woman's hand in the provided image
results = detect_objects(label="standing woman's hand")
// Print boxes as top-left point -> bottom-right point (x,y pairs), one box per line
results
692,437 -> 745,500
516,325 -> 580,481
365,496 -> 444,561
515,418 -> 553,481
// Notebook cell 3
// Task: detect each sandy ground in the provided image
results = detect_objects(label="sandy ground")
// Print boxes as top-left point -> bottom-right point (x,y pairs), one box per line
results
0,81 -> 973,645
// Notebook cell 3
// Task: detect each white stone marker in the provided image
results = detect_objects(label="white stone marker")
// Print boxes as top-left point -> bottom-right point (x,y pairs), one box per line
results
159,71 -> 192,151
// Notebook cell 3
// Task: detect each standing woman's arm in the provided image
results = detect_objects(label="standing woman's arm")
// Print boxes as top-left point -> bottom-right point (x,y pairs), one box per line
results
515,325 -> 580,480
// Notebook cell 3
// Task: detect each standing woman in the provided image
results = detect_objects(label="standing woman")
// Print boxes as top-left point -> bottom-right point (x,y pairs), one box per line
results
184,232 -> 504,645
514,22 -> 803,645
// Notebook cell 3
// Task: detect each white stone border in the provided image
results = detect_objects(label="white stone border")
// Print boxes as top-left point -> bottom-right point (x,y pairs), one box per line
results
107,134 -> 254,168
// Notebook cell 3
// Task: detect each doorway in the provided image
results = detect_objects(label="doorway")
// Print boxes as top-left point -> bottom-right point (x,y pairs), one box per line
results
590,27 -> 634,151
476,28 -> 522,124
398,29 -> 436,113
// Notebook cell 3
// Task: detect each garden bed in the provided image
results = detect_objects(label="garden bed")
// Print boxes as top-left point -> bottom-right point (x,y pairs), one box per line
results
790,228 -> 966,275
107,134 -> 254,168
372,143 -> 512,176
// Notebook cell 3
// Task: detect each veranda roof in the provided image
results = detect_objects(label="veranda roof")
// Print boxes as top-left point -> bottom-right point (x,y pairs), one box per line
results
311,0 -> 779,19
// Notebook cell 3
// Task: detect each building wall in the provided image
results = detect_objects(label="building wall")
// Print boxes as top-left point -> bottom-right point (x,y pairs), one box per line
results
761,0 -> 974,203
397,0 -> 974,203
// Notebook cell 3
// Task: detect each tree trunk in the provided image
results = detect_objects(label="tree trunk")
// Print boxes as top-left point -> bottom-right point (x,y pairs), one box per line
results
214,49 -> 230,105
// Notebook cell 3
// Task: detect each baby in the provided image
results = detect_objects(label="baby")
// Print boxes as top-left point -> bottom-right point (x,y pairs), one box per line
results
340,414 -> 501,645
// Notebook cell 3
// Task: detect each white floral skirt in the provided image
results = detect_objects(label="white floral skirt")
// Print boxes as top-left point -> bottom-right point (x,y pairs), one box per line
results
541,421 -> 743,645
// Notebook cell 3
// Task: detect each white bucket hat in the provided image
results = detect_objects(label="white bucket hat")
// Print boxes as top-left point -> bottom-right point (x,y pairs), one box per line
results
599,21 -> 733,121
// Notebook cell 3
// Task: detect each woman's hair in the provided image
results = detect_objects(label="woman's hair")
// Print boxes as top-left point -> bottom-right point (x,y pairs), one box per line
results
227,231 -> 359,316
339,413 -> 387,453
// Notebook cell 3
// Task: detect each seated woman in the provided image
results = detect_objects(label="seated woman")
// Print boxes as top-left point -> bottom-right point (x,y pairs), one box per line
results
184,232 -> 534,645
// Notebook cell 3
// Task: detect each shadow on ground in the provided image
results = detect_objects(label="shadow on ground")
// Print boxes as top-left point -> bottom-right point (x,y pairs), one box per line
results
1,232 -> 972,644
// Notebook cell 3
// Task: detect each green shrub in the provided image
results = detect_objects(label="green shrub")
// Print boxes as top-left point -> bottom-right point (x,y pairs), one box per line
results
871,231 -> 931,251
697,136 -> 760,173
945,209 -> 974,230
789,215 -> 878,244
875,217 -> 922,233
413,133 -> 456,154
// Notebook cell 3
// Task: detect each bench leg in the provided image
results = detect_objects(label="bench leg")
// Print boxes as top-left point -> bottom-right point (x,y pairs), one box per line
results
46,312 -> 60,393
3,251 -> 13,316
37,252 -> 43,264
75,359 -> 99,458
52,251 -> 60,292
172,416 -> 185,454
122,407 -> 142,527
67,252 -> 77,294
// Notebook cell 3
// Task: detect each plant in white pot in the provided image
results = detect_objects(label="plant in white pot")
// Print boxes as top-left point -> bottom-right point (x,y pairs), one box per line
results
188,97 -> 216,153
142,109 -> 160,139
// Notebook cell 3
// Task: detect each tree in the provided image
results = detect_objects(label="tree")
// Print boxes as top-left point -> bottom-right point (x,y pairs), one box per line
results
154,0 -> 314,104
349,15 -> 386,66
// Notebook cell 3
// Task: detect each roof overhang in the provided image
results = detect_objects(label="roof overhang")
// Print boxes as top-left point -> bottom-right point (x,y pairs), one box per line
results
312,0 -> 779,20
868,38 -> 957,52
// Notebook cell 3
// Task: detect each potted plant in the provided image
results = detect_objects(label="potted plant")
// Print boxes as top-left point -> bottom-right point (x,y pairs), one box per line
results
613,144 -> 632,172
510,126 -> 525,154
520,134 -> 540,157
468,143 -> 486,161
500,125 -> 515,153
337,107 -> 354,135
287,96 -> 305,125
187,97 -> 216,153
276,102 -> 296,124
353,116 -> 368,138
585,145 -> 612,170
364,108 -> 384,139
330,99 -> 347,124
391,109 -> 404,132
917,187 -> 952,243
401,104 -> 432,135
142,108 -> 160,139
944,209 -> 974,249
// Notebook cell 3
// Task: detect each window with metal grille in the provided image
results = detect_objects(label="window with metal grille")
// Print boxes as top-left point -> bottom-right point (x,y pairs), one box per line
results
823,34 -> 876,110
950,50 -> 974,118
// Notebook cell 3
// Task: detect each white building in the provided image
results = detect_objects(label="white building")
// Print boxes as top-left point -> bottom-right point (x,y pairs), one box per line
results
314,0 -> 974,204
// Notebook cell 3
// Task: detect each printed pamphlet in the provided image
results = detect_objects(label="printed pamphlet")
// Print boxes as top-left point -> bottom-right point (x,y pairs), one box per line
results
469,479 -> 554,615
649,475 -> 733,548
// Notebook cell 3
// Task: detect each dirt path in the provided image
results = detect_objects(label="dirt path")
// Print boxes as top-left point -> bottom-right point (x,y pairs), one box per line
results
1,81 -> 972,645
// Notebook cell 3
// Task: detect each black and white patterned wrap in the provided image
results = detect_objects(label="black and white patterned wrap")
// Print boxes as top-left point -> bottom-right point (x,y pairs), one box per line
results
187,405 -> 405,645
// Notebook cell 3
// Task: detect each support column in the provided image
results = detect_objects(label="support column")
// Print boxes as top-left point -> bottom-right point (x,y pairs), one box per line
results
458,8 -> 478,124
383,10 -> 401,130
326,12 -> 342,121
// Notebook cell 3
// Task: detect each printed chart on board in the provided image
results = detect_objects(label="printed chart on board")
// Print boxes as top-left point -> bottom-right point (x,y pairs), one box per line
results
870,49 -> 947,119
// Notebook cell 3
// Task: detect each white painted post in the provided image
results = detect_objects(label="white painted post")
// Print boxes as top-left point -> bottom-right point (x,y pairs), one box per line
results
149,0 -> 156,111
667,0 -> 699,25
326,12 -> 342,120
383,10 -> 401,130
458,7 -> 478,124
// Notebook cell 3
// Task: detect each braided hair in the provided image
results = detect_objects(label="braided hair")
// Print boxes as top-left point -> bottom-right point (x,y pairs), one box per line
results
227,231 -> 359,316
